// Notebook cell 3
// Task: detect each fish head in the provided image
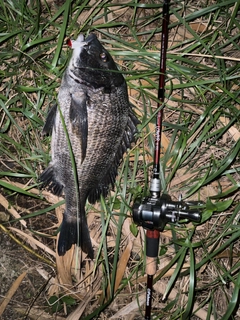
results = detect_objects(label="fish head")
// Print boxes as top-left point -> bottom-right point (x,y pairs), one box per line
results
68,33 -> 124,90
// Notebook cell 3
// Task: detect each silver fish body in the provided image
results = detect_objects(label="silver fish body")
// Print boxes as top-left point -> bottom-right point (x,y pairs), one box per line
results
40,33 -> 138,258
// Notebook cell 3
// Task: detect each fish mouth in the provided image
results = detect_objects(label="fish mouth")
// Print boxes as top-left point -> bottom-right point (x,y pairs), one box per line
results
71,33 -> 102,58
82,34 -> 98,55
85,33 -> 97,43
71,33 -> 100,51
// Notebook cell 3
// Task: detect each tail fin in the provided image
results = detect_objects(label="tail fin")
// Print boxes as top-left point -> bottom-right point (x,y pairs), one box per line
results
57,212 -> 94,259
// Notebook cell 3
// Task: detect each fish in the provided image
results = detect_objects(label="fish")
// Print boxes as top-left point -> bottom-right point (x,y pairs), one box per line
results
39,33 -> 139,259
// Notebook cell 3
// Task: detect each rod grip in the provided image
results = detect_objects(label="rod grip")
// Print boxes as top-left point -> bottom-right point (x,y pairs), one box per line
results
146,230 -> 160,275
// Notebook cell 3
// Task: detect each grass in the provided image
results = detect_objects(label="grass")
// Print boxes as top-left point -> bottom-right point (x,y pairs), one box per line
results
0,0 -> 239,319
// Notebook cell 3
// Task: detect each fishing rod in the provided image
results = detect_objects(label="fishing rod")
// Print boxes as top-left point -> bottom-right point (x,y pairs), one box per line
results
132,1 -> 202,319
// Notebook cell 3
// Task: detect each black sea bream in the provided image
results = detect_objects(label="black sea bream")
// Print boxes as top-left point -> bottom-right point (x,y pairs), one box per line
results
40,33 -> 138,259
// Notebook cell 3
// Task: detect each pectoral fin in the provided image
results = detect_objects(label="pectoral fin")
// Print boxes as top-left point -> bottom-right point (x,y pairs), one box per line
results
39,165 -> 64,196
42,104 -> 57,135
70,92 -> 88,162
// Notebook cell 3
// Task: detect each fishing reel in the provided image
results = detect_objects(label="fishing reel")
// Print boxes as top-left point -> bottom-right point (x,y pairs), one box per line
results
132,179 -> 202,231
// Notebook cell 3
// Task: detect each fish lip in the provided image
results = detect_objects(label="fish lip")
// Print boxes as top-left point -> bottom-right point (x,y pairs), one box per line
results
70,34 -> 88,49
82,41 -> 95,56
83,34 -> 99,51
85,33 -> 97,43
71,33 -> 97,49
71,34 -> 99,57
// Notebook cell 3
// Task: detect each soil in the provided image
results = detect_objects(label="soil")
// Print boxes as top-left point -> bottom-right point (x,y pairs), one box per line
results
0,228 -> 48,320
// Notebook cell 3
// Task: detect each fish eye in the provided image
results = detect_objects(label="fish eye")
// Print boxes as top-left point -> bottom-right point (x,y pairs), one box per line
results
100,52 -> 107,62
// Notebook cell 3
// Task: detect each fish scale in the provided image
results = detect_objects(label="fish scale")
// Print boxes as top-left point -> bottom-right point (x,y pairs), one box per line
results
40,33 -> 139,259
